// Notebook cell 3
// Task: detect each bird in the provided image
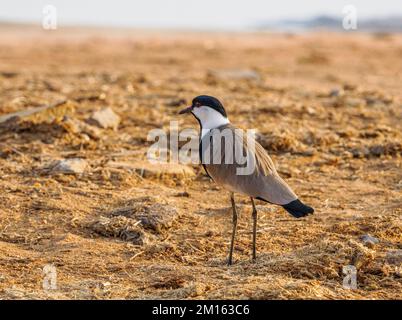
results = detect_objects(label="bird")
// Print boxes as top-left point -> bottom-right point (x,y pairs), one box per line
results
179,95 -> 314,265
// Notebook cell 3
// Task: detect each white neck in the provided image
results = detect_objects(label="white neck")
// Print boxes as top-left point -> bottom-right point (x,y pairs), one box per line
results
192,106 -> 230,138
200,113 -> 230,130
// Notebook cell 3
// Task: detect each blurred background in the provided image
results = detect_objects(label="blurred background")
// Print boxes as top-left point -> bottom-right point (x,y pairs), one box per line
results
0,0 -> 401,300
1,0 -> 402,32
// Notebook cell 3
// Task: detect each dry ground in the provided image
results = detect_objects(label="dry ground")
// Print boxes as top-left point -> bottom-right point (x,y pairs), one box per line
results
0,26 -> 401,299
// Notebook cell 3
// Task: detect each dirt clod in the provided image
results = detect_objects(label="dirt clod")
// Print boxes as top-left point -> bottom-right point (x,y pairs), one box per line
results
110,202 -> 179,233
90,216 -> 150,245
51,158 -> 88,174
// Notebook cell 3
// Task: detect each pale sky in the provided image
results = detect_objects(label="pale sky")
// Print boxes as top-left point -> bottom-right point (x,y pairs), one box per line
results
1,0 -> 401,30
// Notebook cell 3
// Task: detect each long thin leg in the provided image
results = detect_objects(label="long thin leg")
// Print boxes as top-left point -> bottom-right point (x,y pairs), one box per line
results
250,197 -> 257,261
228,192 -> 238,265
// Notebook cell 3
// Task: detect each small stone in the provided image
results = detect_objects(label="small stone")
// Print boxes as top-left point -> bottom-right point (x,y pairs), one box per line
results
88,107 -> 120,130
360,234 -> 379,247
329,88 -> 344,97
304,106 -> 316,115
52,158 -> 88,174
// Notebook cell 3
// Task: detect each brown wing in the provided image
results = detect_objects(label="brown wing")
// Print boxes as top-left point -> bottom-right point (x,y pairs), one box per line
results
201,124 -> 297,205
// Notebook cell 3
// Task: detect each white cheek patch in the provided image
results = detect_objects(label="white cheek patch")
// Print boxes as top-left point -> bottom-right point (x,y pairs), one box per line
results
192,106 -> 209,120
192,105 -> 230,138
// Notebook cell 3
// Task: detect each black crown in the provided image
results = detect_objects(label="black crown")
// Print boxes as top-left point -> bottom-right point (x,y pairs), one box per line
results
192,95 -> 227,118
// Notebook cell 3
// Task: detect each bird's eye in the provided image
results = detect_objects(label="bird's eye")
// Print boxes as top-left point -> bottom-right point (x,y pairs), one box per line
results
195,103 -> 201,108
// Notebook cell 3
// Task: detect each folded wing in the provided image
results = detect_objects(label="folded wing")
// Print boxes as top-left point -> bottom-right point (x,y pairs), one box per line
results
201,124 -> 298,205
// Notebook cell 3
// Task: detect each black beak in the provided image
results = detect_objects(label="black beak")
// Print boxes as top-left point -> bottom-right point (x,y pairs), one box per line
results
179,105 -> 193,114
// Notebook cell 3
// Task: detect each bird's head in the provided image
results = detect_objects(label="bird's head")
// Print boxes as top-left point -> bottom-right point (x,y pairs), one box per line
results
179,95 -> 229,129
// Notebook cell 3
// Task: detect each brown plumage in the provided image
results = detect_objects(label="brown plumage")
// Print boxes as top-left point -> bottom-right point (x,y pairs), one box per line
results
201,123 -> 298,205
180,95 -> 314,265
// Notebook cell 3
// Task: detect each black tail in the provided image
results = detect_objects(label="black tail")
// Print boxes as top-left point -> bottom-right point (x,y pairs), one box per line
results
282,199 -> 314,218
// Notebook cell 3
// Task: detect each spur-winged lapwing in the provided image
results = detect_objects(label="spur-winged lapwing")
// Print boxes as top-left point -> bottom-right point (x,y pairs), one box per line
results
179,95 -> 314,265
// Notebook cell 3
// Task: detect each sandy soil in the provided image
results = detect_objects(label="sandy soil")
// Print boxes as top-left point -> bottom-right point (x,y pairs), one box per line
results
0,26 -> 401,299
